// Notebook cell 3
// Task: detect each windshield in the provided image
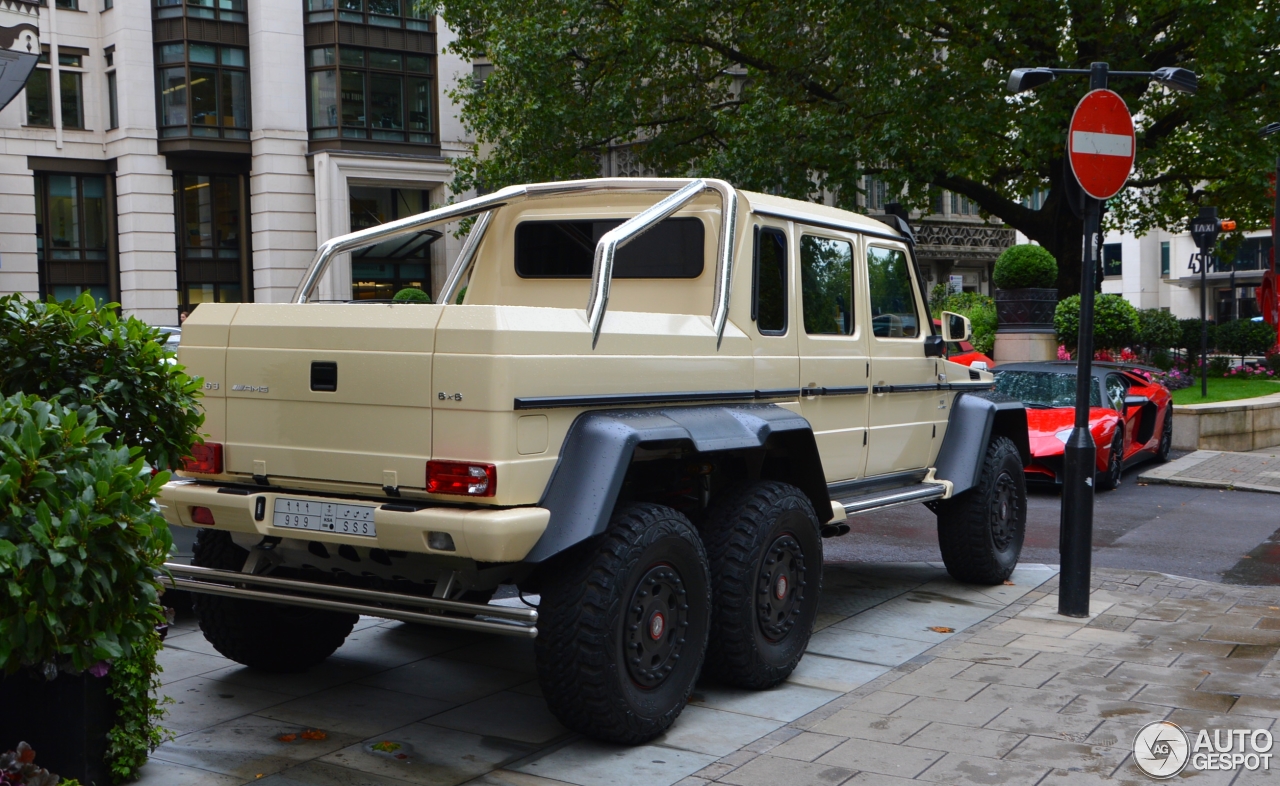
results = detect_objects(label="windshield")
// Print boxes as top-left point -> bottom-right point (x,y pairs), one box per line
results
994,371 -> 1101,408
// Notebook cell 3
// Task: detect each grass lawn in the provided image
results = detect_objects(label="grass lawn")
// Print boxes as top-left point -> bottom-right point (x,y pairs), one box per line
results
1172,375 -> 1280,405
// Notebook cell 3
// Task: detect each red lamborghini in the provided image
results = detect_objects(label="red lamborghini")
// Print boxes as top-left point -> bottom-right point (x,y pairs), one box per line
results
992,362 -> 1173,490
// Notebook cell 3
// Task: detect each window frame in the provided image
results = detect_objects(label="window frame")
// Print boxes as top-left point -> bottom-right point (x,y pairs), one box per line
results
33,172 -> 117,305
799,231 -> 857,337
174,172 -> 252,311
1160,240 -> 1170,277
24,54 -> 52,127
1102,243 -> 1123,278
751,224 -> 789,336
305,43 -> 436,145
866,243 -> 924,341
154,0 -> 246,24
304,0 -> 432,30
155,41 -> 251,141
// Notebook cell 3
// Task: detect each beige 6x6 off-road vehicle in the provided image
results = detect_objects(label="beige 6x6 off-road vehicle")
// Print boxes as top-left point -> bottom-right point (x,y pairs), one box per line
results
159,178 -> 1029,744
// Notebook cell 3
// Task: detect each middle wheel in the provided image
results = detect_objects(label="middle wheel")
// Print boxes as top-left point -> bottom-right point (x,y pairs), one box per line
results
700,481 -> 823,688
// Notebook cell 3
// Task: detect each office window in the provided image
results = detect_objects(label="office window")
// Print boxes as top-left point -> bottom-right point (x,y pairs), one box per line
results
157,43 -> 250,139
349,187 -> 443,299
1160,241 -> 1170,277
305,0 -> 431,30
864,176 -> 886,211
155,0 -> 246,23
801,235 -> 854,335
175,173 -> 249,310
25,53 -> 50,126
24,51 -> 84,129
106,70 -> 118,129
753,227 -> 787,334
306,45 -> 434,143
35,173 -> 113,304
56,0 -> 79,9
1102,243 -> 1123,277
951,191 -> 979,216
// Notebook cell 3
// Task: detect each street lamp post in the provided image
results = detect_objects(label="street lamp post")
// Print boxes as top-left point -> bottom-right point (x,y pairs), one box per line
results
1007,62 -> 1196,618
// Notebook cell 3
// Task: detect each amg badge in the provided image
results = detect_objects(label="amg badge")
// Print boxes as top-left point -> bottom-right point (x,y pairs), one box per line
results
232,384 -> 269,393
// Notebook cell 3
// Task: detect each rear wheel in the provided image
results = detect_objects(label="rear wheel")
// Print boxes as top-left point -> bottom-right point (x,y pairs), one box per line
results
1156,413 -> 1173,463
191,531 -> 357,673
937,436 -> 1026,585
535,503 -> 711,744
700,481 -> 822,689
1097,428 -> 1124,491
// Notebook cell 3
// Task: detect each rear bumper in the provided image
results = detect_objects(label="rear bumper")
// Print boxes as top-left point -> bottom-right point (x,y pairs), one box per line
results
157,481 -> 550,563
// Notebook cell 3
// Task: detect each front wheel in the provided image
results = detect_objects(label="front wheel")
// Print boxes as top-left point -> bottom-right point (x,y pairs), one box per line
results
936,436 -> 1027,585
700,481 -> 822,689
1097,428 -> 1124,491
535,503 -> 711,744
1156,413 -> 1173,463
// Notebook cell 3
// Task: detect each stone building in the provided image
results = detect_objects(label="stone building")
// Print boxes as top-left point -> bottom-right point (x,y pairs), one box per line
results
0,0 -> 474,325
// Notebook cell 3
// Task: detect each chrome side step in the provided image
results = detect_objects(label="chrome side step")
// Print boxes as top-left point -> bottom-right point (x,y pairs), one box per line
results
162,563 -> 538,639
835,483 -> 947,517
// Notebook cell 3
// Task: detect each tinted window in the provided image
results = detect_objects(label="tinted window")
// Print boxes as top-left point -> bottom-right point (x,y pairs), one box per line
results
753,227 -> 787,334
800,235 -> 854,335
1105,374 -> 1128,410
515,217 -> 704,278
867,246 -> 920,338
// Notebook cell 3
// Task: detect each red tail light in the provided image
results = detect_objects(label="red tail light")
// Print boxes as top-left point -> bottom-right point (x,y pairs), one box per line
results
190,506 -> 216,525
183,442 -> 223,474
427,460 -> 496,497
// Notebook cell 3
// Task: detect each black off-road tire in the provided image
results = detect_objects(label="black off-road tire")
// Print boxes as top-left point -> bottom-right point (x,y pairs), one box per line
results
936,436 -> 1027,585
535,503 -> 712,744
191,530 -> 358,673
1156,413 -> 1173,463
1097,428 -> 1124,491
700,481 -> 822,689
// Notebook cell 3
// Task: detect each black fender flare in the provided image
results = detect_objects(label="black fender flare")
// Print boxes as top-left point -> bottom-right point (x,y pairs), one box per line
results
523,404 -> 830,563
932,391 -> 1031,496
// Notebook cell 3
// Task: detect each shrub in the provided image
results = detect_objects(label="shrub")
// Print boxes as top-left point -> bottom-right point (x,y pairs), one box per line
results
1215,319 -> 1276,360
936,292 -> 995,356
1207,356 -> 1232,377
1137,308 -> 1180,355
0,294 -> 204,470
1054,294 -> 1140,353
1149,347 -> 1173,371
928,283 -> 948,316
0,396 -> 172,781
1267,352 -> 1280,374
392,287 -> 433,303
993,244 -> 1057,290
1178,318 -> 1216,358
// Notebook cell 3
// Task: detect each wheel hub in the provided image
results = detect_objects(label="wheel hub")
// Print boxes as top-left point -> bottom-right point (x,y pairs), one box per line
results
757,534 -> 806,642
625,564 -> 688,689
990,472 -> 1018,551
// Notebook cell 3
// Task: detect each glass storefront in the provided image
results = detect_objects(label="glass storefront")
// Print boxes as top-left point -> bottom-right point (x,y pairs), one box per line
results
175,173 -> 251,312
349,186 -> 438,300
34,173 -> 114,304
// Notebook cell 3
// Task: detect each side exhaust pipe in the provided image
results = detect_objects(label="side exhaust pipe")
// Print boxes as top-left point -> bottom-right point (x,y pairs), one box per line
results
162,563 -> 538,639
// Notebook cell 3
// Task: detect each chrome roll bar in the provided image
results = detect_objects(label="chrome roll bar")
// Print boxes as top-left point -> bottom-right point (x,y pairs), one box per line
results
292,177 -> 740,348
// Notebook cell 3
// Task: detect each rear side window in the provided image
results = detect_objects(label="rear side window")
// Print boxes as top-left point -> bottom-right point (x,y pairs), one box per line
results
800,235 -> 854,335
753,227 -> 787,334
867,246 -> 920,338
514,217 -> 704,278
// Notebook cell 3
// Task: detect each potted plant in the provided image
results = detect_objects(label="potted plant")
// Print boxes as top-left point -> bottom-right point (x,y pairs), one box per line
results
993,244 -> 1058,331
0,293 -> 204,784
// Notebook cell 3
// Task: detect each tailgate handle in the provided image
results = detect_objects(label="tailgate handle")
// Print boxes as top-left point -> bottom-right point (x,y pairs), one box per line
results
311,361 -> 337,392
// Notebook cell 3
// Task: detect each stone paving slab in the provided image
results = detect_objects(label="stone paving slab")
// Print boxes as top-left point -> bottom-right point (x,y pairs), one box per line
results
143,563 -> 1056,785
1140,449 -> 1280,493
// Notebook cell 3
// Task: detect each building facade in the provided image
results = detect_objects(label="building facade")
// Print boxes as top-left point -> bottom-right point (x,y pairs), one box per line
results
1101,226 -> 1272,322
0,0 -> 474,325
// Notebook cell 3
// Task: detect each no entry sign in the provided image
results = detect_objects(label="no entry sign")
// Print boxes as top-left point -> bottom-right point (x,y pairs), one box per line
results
1067,89 -> 1135,200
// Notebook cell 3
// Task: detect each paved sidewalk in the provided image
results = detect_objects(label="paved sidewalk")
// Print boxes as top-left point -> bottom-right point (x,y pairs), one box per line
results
144,565 -> 1280,786
141,563 -> 1056,786
1140,450 -> 1280,494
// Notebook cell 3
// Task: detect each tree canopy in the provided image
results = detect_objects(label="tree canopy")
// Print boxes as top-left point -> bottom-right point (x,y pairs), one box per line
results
435,0 -> 1280,296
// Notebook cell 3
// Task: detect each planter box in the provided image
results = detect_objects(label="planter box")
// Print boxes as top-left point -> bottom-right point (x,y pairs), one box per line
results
995,288 -> 1057,333
1172,391 -> 1280,451
0,669 -> 117,786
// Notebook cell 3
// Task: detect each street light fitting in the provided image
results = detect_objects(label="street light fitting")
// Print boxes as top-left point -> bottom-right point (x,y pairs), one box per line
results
1260,122 -> 1280,138
1150,67 -> 1197,95
1006,67 -> 1056,94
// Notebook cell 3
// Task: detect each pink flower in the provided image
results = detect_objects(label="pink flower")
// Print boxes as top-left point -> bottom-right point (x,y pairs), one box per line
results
88,661 -> 110,678
1057,345 -> 1072,361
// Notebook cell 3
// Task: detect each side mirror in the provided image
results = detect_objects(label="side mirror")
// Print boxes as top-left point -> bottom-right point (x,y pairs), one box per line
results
1123,394 -> 1149,408
941,311 -> 972,343
924,335 -> 945,357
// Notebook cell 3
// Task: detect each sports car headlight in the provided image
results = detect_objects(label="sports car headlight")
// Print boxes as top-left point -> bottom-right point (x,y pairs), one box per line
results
1055,428 -> 1073,445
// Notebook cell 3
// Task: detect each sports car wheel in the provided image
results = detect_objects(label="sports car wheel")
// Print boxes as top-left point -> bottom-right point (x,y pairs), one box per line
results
1097,428 -> 1123,491
1156,414 -> 1173,463
936,436 -> 1027,585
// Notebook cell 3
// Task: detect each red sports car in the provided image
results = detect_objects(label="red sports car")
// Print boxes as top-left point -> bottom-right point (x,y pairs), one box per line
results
992,361 -> 1173,490
933,319 -> 995,368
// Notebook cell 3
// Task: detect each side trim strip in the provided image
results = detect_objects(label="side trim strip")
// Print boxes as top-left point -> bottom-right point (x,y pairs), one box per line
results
870,382 -> 995,394
512,380 -> 975,410
822,386 -> 870,396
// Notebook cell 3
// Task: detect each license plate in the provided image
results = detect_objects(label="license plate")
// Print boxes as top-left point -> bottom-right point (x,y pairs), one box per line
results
272,498 -> 376,537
